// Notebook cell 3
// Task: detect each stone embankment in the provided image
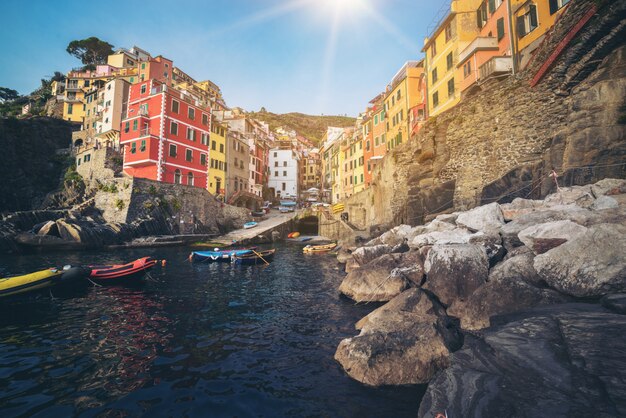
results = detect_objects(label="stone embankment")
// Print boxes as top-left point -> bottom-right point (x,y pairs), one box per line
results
334,178 -> 626,416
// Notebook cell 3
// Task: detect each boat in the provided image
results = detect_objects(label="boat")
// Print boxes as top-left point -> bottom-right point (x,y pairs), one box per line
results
189,247 -> 256,262
0,265 -> 92,298
243,221 -> 258,229
287,232 -> 301,238
89,257 -> 158,283
251,210 -> 265,217
232,249 -> 276,265
303,243 -> 337,253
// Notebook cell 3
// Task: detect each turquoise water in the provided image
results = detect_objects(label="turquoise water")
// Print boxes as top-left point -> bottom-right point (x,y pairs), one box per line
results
0,243 -> 424,417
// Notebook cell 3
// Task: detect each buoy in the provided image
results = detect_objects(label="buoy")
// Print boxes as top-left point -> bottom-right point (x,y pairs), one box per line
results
162,260 -> 167,267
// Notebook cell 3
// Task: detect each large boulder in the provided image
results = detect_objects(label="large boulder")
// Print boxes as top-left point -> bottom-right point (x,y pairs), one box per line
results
534,223 -> 626,298
56,219 -> 83,242
366,224 -> 413,247
418,304 -> 626,418
335,289 -> 462,386
339,253 -> 412,302
500,198 -> 547,221
543,185 -> 595,208
37,220 -> 59,237
518,220 -> 587,254
455,202 -> 505,232
590,178 -> 626,197
351,244 -> 393,266
423,244 -> 489,306
448,253 -> 571,330
409,228 -> 473,249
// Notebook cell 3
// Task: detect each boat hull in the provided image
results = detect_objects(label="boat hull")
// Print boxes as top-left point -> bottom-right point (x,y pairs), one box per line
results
190,248 -> 256,263
232,249 -> 276,265
0,266 -> 91,298
89,257 -> 157,284
303,243 -> 337,253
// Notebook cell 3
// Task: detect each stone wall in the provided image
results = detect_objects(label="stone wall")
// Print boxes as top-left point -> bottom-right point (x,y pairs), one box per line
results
76,147 -> 121,188
334,0 -> 626,235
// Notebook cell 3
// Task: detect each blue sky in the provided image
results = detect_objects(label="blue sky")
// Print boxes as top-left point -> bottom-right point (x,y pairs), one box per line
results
0,0 -> 447,116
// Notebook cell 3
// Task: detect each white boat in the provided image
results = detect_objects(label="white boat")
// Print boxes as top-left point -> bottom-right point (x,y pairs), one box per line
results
243,222 -> 258,229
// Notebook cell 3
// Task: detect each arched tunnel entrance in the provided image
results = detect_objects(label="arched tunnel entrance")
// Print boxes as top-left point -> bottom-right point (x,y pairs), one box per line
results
296,215 -> 319,235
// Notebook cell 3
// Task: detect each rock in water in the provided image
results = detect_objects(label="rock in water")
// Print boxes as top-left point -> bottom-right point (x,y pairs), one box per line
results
351,244 -> 393,266
418,304 -> 626,418
339,253 -> 412,302
423,244 -> 489,306
534,223 -> 626,297
335,289 -> 462,386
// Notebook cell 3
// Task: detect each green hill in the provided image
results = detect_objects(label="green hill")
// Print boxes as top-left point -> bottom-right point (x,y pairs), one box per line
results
248,110 -> 356,146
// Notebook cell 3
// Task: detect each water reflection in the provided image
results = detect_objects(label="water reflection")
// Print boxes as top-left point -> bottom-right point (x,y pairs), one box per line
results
0,245 -> 423,417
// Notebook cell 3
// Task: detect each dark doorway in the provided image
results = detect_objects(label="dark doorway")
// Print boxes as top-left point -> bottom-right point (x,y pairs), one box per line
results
297,216 -> 319,235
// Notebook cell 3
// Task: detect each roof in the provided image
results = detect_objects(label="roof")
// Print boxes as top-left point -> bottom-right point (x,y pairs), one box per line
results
422,11 -> 456,52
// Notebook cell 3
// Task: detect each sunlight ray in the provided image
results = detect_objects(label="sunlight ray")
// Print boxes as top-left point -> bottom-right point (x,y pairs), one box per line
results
360,2 -> 419,53
316,6 -> 342,113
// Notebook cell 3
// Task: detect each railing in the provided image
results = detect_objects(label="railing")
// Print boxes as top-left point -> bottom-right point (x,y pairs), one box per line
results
479,56 -> 513,80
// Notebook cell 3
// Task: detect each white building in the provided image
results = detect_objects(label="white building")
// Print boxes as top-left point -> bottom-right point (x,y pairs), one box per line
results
268,148 -> 300,199
96,78 -> 130,146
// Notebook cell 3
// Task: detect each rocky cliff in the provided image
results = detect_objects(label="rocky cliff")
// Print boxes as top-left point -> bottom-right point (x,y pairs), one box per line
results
0,117 -> 74,212
339,0 -> 626,234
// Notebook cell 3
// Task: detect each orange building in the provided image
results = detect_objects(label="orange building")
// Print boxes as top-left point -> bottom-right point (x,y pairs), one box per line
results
369,93 -> 387,177
361,110 -> 374,187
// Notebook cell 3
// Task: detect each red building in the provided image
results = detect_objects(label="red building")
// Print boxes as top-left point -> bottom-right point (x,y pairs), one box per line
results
120,79 -> 211,188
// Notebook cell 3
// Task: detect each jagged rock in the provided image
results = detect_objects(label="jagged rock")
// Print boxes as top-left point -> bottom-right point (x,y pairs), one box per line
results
500,198 -> 547,221
423,244 -> 489,307
591,178 -> 626,197
344,256 -> 360,273
455,202 -> 505,232
448,253 -> 571,330
339,253 -> 413,302
351,244 -> 393,266
418,304 -> 626,418
591,195 -> 619,210
534,224 -> 626,298
336,248 -> 352,264
388,250 -> 424,287
335,289 -> 462,386
468,231 -> 506,266
601,293 -> 626,314
15,232 -> 83,249
409,228 -> 473,249
37,220 -> 59,237
56,219 -> 83,242
366,224 -> 413,247
390,241 -> 410,253
543,185 -> 595,208
518,220 -> 587,254
434,213 -> 459,225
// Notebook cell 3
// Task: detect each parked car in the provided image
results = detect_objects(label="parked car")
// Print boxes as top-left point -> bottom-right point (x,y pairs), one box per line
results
279,206 -> 295,213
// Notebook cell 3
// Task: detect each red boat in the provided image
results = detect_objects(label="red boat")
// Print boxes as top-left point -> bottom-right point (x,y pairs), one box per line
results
89,257 -> 158,283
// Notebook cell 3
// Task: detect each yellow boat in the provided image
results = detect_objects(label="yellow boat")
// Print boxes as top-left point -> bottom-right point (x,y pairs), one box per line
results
303,243 -> 337,253
0,266 -> 90,298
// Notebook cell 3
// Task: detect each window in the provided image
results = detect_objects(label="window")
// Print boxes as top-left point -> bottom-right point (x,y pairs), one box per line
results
141,84 -> 146,94
131,142 -> 136,154
172,100 -> 179,113
549,0 -> 569,15
497,18 -> 505,41
219,143 -> 224,153
201,154 -> 207,166
170,122 -> 178,135
187,173 -> 194,186
186,149 -> 193,162
448,78 -> 455,97
445,24 -> 452,42
488,0 -> 496,14
283,161 -> 287,167
84,80 -> 90,88
517,4 -> 538,38
446,53 -> 454,71
211,141 -> 216,151
169,144 -> 177,157
141,63 -> 146,70
67,103 -> 73,114
463,61 -> 472,78
132,120 -> 138,131
201,133 -> 209,145
477,2 -> 488,28
432,68 -> 438,84
433,91 -> 439,108
174,169 -> 181,184
140,139 -> 146,152
430,43 -> 437,58
374,114 -> 379,125
202,113 -> 209,126
275,171 -> 279,177
366,140 -> 370,151
274,161 -> 278,167
188,107 -> 195,120
124,121 -> 129,133
187,127 -> 196,141
282,183 -> 286,191
283,171 -> 287,176
164,72 -> 168,78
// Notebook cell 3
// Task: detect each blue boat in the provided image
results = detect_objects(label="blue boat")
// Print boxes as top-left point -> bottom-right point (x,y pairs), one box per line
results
189,247 -> 256,263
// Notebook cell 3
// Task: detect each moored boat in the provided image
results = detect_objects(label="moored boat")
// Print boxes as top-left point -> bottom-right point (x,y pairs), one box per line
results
232,249 -> 276,265
303,243 -> 337,253
89,257 -> 157,283
0,265 -> 92,298
189,247 -> 256,262
243,221 -> 258,229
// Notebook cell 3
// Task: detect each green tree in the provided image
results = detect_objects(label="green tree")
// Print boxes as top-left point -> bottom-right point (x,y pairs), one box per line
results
66,37 -> 114,65
0,87 -> 19,103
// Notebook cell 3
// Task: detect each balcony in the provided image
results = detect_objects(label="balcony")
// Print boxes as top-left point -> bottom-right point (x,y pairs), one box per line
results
479,56 -> 513,80
65,84 -> 82,92
458,37 -> 499,65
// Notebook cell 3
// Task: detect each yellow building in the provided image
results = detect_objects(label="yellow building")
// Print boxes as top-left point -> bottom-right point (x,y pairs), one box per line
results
422,0 -> 483,117
513,0 -> 571,69
208,117 -> 228,198
350,130 -> 365,195
383,60 -> 425,150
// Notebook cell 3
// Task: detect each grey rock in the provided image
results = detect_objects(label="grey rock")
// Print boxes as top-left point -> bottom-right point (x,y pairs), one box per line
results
351,244 -> 393,266
455,202 -> 505,232
534,224 -> 626,298
409,228 -> 473,248
590,178 -> 626,198
419,304 -> 626,418
591,195 -> 619,210
424,244 -> 489,306
518,220 -> 587,254
339,253 -> 411,302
